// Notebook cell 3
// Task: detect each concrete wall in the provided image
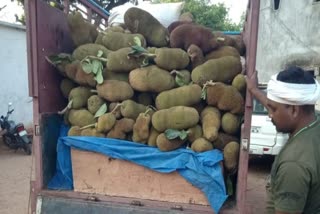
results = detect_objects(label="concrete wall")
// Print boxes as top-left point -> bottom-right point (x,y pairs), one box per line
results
256,0 -> 320,83
0,21 -> 33,128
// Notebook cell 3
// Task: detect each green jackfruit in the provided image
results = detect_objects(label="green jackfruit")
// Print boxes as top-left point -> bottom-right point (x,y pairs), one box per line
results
87,95 -> 105,114
129,65 -> 175,93
223,141 -> 240,173
153,48 -> 190,70
68,126 -> 81,136
68,109 -> 96,127
60,78 -> 77,99
191,138 -> 213,152
221,113 -> 240,135
96,80 -> 134,102
156,133 -> 186,152
155,84 -> 202,110
205,46 -> 240,61
120,100 -> 147,120
124,7 -> 169,47
201,107 -> 221,142
206,82 -> 244,114
72,43 -> 111,61
101,31 -> 146,51
152,106 -> 199,132
107,47 -> 143,72
191,56 -> 242,85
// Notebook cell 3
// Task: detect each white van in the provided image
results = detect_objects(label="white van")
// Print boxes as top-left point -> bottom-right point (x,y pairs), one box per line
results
249,98 -> 289,156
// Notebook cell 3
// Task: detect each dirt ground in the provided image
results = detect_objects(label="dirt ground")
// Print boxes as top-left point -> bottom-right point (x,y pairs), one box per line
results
0,138 -> 273,214
0,139 -> 32,214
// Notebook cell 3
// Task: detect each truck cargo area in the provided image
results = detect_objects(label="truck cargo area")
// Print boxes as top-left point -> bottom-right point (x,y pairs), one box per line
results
26,0 -> 261,213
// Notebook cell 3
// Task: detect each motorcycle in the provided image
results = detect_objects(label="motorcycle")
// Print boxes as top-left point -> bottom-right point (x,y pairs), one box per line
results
0,102 -> 32,155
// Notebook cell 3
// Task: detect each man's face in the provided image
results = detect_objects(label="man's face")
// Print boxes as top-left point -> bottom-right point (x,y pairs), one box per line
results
266,99 -> 293,133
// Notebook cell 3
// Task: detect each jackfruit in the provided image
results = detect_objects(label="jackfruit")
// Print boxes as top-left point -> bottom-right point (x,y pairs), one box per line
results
156,133 -> 186,152
201,107 -> 221,142
223,141 -> 240,174
87,95 -> 105,114
96,80 -> 134,102
221,113 -> 240,135
68,109 -> 96,127
191,138 -> 213,152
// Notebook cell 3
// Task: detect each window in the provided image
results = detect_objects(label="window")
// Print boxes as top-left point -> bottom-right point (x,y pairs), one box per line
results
253,98 -> 268,115
274,0 -> 280,10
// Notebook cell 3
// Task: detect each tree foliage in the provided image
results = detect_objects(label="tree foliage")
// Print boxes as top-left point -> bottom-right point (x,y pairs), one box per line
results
154,0 -> 244,31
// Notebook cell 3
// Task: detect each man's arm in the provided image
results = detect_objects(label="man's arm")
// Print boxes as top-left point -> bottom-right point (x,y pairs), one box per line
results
246,71 -> 268,108
273,162 -> 310,214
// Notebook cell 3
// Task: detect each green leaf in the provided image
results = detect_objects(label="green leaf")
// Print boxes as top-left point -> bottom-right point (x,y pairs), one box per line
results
133,36 -> 142,47
94,69 -> 104,84
94,103 -> 107,118
164,129 -> 181,140
175,75 -> 188,87
164,129 -> 189,140
92,60 -> 102,74
81,62 -> 93,74
179,130 -> 189,140
97,50 -> 104,57
46,53 -> 72,65
132,45 -> 147,53
201,88 -> 207,100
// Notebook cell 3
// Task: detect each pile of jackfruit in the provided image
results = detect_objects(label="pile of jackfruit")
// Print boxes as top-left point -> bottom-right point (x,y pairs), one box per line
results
48,7 -> 247,176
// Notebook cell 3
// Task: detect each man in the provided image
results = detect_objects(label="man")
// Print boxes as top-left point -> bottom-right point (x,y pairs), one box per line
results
246,66 -> 320,214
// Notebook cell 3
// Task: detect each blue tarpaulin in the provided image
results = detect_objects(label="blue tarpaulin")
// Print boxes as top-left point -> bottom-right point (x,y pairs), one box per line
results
48,124 -> 228,213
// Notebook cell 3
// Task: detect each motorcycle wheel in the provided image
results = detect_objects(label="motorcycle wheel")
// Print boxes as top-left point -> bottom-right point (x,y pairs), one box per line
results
3,135 -> 18,149
23,143 -> 32,155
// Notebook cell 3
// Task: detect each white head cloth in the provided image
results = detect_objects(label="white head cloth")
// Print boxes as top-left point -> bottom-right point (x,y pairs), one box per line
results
267,74 -> 320,105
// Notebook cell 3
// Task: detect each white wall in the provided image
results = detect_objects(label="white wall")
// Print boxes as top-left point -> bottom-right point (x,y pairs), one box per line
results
0,21 -> 33,128
256,0 -> 320,83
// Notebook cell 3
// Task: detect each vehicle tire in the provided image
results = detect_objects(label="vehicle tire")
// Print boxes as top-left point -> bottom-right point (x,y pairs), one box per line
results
23,143 -> 32,155
3,135 -> 17,149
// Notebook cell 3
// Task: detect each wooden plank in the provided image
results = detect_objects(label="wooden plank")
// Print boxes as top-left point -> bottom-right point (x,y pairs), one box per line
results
71,149 -> 209,206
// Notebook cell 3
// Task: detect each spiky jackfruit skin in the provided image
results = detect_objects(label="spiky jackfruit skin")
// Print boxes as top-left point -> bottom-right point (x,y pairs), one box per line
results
96,80 -> 134,102
191,56 -> 242,85
132,113 -> 151,144
223,141 -> 240,173
107,47 -> 143,72
87,95 -> 105,114
109,102 -> 122,119
212,32 -> 236,47
232,74 -> 246,94
124,7 -> 169,47
60,78 -> 77,99
102,68 -> 129,82
187,44 -> 205,69
68,87 -> 93,109
106,118 -> 135,140
67,11 -> 98,47
201,107 -> 221,142
179,12 -> 194,22
187,125 -> 203,143
68,109 -> 96,127
205,46 -> 240,61
152,106 -> 199,132
167,21 -> 193,34
72,43 -> 110,61
213,133 -> 239,150
64,60 -> 96,87
68,126 -> 81,136
206,82 -> 244,114
155,84 -> 202,110
147,127 -> 160,147
129,65 -> 175,93
154,48 -> 190,70
80,128 -> 105,137
96,113 -> 116,133
170,24 -> 220,54
120,100 -> 147,120
191,138 -> 213,152
101,31 -> 146,51
221,113 -> 240,135
156,133 -> 186,152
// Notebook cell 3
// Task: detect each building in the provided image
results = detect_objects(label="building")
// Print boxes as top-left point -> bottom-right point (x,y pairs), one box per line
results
0,21 -> 33,129
256,0 -> 320,82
